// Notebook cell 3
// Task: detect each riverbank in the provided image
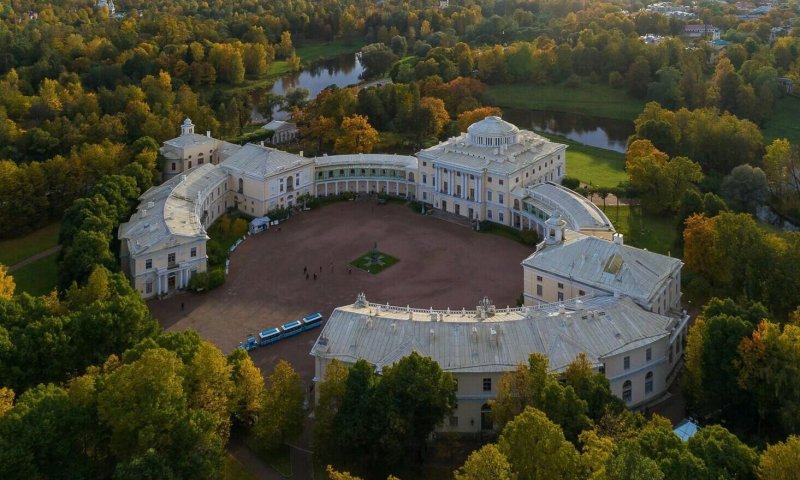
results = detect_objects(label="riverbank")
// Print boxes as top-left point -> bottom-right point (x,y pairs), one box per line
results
534,132 -> 627,188
488,83 -> 647,121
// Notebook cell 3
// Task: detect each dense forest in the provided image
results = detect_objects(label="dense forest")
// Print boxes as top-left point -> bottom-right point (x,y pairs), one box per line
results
2,0 -> 800,477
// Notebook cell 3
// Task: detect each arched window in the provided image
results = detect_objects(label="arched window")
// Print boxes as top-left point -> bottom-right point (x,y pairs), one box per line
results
622,380 -> 632,403
238,178 -> 243,194
480,403 -> 493,431
408,172 -> 415,182
645,371 -> 654,395
286,175 -> 294,191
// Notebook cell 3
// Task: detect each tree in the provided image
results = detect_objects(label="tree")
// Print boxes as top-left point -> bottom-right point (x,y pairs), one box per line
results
254,360 -> 304,450
0,388 -> 12,416
417,96 -> 450,139
626,139 -> 702,213
184,341 -> 234,437
360,43 -> 398,79
0,265 -> 14,300
498,406 -> 580,480
759,435 -> 800,480
606,441 -> 664,480
334,115 -> 378,154
457,106 -> 502,132
455,444 -> 514,480
687,425 -> 758,480
313,359 -> 349,465
720,164 -> 769,214
625,56 -> 651,98
227,348 -> 265,427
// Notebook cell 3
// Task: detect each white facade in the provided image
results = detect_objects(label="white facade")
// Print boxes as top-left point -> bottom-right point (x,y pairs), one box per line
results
263,120 -> 299,145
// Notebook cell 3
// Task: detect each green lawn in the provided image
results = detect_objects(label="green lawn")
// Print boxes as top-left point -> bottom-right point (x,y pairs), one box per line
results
11,254 -> 59,296
488,83 -> 647,121
295,39 -> 366,63
534,132 -> 627,188
761,95 -> 800,145
601,205 -> 679,256
224,455 -> 256,480
350,250 -> 399,274
0,222 -> 61,266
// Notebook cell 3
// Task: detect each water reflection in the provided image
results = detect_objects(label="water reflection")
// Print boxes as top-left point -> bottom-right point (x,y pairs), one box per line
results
269,53 -> 364,98
503,108 -> 634,153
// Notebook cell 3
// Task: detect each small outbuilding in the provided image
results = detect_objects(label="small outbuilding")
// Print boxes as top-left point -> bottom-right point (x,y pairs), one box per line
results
249,216 -> 271,234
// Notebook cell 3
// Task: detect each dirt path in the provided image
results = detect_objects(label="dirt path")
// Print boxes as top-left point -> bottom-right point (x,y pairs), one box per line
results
8,245 -> 61,272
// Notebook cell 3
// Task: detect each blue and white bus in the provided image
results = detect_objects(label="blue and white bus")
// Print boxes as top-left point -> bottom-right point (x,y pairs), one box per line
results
281,320 -> 303,337
258,327 -> 282,346
302,313 -> 323,331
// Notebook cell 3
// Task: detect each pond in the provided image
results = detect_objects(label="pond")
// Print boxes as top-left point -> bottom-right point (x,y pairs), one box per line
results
255,53 -> 366,121
503,108 -> 634,153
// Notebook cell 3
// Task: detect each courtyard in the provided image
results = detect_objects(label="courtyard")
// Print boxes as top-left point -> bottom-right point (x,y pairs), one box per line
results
149,200 -> 534,385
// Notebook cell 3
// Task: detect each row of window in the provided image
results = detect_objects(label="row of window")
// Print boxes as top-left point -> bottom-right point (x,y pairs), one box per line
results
622,372 -> 654,403
144,248 -> 197,270
318,168 -> 406,179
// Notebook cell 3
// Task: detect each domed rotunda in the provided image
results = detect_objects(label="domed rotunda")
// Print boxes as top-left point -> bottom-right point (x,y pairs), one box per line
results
467,116 -> 520,147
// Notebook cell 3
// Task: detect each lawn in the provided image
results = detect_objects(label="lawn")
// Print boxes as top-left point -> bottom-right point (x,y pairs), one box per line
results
264,39 -> 366,79
601,205 -> 679,256
761,95 -> 800,145
0,222 -> 61,267
11,254 -> 59,296
224,455 -> 256,480
488,83 -> 647,121
534,132 -> 627,188
350,250 -> 399,274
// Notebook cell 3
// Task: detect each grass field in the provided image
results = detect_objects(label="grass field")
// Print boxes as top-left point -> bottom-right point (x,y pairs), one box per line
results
601,205 -> 679,256
534,132 -> 627,188
488,83 -> 647,121
762,95 -> 800,145
224,455 -> 256,480
350,250 -> 399,274
265,39 -> 365,79
0,223 -> 60,266
11,254 -> 58,296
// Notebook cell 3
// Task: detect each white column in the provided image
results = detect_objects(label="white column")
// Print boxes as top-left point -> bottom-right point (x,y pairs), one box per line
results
462,172 -> 466,199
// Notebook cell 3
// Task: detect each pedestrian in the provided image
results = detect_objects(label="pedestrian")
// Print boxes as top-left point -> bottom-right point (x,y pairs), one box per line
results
348,266 -> 352,274
181,302 -> 185,311
304,266 -> 307,274
313,273 -> 317,280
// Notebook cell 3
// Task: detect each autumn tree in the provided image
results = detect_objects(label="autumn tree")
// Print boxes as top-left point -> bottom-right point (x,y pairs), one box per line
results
759,435 -> 800,480
0,265 -> 14,300
720,164 -> 769,214
254,360 -> 305,450
334,115 -> 379,154
313,359 -> 349,466
498,406 -> 580,480
455,444 -> 514,480
417,96 -> 450,139
457,106 -> 502,132
227,348 -> 265,427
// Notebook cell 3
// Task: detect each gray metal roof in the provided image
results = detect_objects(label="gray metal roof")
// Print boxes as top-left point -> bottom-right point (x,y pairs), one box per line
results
119,164 -> 227,256
522,231 -> 682,304
313,153 -> 418,169
522,182 -> 615,233
310,295 -> 674,373
222,143 -> 313,179
417,130 -> 566,175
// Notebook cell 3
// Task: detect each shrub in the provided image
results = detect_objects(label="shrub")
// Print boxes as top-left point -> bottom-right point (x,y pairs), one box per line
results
565,74 -> 581,88
520,229 -> 539,245
561,176 -> 580,190
608,71 -> 624,89
188,268 -> 226,292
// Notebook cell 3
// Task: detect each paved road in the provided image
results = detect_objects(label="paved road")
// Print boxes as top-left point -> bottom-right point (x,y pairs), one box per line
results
8,245 -> 61,272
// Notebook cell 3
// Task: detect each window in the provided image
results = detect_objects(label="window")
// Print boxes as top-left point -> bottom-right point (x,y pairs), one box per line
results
456,171 -> 461,177
536,276 -> 542,281
238,178 -> 244,194
499,179 -> 504,185
483,378 -> 492,391
622,380 -> 632,403
423,161 -> 427,166
624,356 -> 630,370
487,177 -> 492,183
171,162 -> 176,171
537,284 -> 543,296
423,192 -> 427,200
646,348 -> 652,362
487,191 -> 492,202
145,259 -> 152,269
515,177 -> 519,183
645,372 -> 653,395
449,416 -> 459,427
557,292 -> 564,301
557,282 -> 564,289
295,175 -> 300,186
487,210 -> 493,219
168,253 -> 176,265
498,212 -> 504,223
498,193 -> 504,204
188,160 -> 192,169
579,290 -> 585,296
145,281 -> 152,294
190,247 -> 197,258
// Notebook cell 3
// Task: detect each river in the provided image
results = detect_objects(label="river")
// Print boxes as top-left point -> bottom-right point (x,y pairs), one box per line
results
257,53 -> 633,151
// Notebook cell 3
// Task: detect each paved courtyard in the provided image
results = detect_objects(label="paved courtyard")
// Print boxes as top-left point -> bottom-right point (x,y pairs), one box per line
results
149,201 -> 533,384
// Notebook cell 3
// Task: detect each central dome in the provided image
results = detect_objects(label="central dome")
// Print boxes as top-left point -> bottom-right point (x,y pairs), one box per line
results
467,116 -> 520,147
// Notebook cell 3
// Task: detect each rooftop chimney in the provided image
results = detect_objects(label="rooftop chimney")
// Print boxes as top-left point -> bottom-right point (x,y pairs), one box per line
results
613,233 -> 624,245
206,131 -> 211,137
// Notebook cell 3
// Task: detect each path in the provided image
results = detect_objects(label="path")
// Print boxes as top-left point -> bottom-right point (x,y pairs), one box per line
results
8,245 -> 61,272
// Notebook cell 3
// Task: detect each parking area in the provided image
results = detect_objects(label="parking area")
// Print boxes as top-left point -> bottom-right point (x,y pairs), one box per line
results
149,200 -> 533,382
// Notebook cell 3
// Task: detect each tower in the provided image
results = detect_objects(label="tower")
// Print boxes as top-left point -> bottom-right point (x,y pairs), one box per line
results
544,214 -> 566,245
181,118 -> 195,136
